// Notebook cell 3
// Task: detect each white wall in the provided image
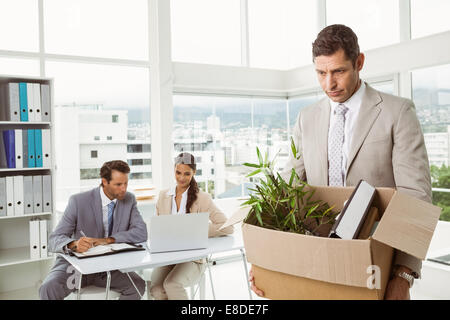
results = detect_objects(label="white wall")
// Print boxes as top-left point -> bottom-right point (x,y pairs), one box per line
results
78,110 -> 128,143
172,31 -> 450,100
80,144 -> 127,168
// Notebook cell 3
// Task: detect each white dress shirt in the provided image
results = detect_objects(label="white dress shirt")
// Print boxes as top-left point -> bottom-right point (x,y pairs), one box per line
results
100,186 -> 117,237
328,81 -> 366,186
167,186 -> 189,215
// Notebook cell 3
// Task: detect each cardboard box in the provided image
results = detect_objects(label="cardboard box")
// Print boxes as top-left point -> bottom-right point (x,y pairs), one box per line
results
224,186 -> 441,300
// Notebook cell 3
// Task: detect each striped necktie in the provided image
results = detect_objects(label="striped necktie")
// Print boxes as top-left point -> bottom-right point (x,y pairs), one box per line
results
107,201 -> 115,237
328,103 -> 348,186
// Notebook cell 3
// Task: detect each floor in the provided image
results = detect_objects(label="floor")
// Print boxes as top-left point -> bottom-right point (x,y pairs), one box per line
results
186,255 -> 265,300
2,221 -> 449,300
1,255 -> 448,300
0,254 -> 265,300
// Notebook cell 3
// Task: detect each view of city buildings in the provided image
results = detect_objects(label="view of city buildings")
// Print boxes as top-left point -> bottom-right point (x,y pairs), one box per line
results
416,89 -> 450,168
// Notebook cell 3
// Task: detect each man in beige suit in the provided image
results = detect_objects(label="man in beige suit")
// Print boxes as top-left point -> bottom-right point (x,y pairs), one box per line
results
250,24 -> 431,300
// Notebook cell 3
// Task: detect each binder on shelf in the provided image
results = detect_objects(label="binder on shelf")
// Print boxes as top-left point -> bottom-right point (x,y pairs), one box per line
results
33,175 -> 43,213
22,129 -> 28,168
0,177 -> 6,217
0,87 -> 4,121
13,175 -> 24,216
19,82 -> 28,122
42,129 -> 51,168
5,176 -> 14,217
27,129 -> 35,168
33,83 -> 42,122
3,83 -> 20,121
29,219 -> 40,260
0,130 -> 7,168
39,219 -> 48,258
27,83 -> 34,122
2,130 -> 15,168
42,175 -> 52,213
23,176 -> 34,214
35,129 -> 43,168
14,129 -> 23,169
329,180 -> 376,240
40,84 -> 51,122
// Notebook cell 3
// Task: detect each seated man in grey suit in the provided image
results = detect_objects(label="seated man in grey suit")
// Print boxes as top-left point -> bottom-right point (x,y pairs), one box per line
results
39,160 -> 148,300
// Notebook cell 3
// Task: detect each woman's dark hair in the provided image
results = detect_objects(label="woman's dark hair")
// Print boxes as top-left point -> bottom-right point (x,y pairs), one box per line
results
100,160 -> 130,186
174,152 -> 199,213
312,24 -> 360,66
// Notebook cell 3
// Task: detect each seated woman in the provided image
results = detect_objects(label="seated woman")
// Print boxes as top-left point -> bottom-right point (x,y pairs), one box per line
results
149,152 -> 234,300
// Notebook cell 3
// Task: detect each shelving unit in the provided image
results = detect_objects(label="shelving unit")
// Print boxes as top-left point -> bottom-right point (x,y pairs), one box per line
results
0,168 -> 51,172
0,247 -> 54,268
0,75 -> 55,297
0,212 -> 52,220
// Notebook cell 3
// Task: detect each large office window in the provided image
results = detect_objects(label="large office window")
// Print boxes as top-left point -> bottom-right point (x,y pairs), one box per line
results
44,0 -> 149,60
412,64 -> 450,221
173,94 -> 288,198
326,0 -> 399,51
0,2 -> 152,205
248,0 -> 319,70
0,0 -> 39,52
411,0 -> 450,39
46,61 -> 151,203
171,0 -> 241,66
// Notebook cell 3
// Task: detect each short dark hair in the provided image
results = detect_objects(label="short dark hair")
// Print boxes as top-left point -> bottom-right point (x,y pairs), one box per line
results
100,160 -> 130,185
312,24 -> 360,65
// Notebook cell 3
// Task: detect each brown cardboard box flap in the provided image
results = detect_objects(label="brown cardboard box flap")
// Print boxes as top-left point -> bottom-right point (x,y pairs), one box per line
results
372,191 -> 441,259
242,223 -> 374,288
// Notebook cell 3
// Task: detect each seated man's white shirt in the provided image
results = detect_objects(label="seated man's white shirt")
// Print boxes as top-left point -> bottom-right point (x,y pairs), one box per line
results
100,186 -> 117,238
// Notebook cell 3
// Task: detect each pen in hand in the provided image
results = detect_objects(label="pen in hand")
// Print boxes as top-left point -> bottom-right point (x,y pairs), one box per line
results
80,230 -> 93,248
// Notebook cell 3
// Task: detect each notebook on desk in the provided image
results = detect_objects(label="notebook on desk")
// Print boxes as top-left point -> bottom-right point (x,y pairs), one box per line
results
149,212 -> 209,253
69,243 -> 145,259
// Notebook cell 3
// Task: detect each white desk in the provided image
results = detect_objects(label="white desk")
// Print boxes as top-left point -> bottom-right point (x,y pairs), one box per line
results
60,232 -> 252,299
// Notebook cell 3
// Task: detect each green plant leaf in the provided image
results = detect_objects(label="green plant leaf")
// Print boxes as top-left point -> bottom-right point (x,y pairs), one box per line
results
243,162 -> 261,168
256,147 -> 263,165
246,168 -> 262,178
255,203 -> 263,226
290,137 -> 297,155
305,203 -> 320,218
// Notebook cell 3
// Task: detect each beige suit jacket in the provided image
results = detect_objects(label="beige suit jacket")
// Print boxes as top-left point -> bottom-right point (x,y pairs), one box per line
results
282,83 -> 432,277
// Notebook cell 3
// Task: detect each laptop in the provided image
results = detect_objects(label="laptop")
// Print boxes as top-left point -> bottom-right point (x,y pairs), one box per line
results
428,253 -> 450,266
149,212 -> 209,253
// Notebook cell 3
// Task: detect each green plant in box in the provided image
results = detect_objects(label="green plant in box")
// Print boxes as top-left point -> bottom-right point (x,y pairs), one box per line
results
242,138 -> 339,236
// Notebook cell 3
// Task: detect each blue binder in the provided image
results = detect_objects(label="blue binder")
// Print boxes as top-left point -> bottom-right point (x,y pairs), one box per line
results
19,82 -> 28,122
35,129 -> 43,167
27,129 -> 35,168
2,130 -> 16,168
